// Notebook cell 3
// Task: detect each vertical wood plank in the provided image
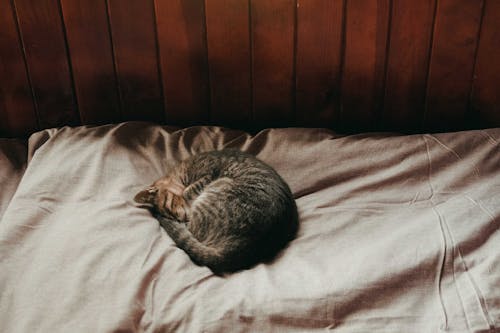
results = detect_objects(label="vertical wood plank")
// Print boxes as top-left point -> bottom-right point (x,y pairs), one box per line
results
107,0 -> 164,123
205,0 -> 251,126
295,0 -> 343,128
341,0 -> 390,131
471,0 -> 500,127
251,0 -> 295,126
60,0 -> 121,124
383,0 -> 436,131
154,0 -> 209,125
0,0 -> 38,137
15,0 -> 79,129
425,0 -> 483,131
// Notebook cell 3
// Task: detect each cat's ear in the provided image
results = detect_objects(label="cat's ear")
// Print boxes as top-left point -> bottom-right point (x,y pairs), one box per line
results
134,186 -> 158,205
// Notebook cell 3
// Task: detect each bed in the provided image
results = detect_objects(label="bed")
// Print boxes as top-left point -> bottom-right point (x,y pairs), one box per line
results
0,123 -> 498,332
1,1 -> 500,332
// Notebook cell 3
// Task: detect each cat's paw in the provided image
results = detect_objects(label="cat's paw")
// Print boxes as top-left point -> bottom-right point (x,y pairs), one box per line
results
183,175 -> 212,201
153,212 -> 172,222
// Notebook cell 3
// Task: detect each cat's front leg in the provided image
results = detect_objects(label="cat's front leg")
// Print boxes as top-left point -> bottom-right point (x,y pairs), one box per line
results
183,175 -> 213,201
153,212 -> 175,228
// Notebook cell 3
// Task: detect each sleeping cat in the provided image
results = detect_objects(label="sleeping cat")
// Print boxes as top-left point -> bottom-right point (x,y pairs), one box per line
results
134,149 -> 298,274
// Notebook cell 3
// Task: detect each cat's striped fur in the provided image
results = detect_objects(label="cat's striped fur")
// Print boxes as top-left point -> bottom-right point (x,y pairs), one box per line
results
134,149 -> 298,274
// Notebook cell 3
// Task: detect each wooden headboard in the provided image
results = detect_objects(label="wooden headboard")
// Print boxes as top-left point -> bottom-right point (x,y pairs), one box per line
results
1,0 -> 499,137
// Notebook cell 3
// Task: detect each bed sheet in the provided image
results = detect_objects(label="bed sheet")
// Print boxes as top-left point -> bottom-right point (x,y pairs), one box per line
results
0,139 -> 28,220
0,122 -> 498,332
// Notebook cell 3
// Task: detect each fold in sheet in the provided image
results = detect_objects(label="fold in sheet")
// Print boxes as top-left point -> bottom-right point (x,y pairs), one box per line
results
0,139 -> 28,220
0,122 -> 498,332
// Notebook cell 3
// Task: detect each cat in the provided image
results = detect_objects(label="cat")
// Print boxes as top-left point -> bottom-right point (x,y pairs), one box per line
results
134,149 -> 298,274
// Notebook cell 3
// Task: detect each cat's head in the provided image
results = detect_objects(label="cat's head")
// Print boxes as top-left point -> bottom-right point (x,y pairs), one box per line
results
134,177 -> 188,221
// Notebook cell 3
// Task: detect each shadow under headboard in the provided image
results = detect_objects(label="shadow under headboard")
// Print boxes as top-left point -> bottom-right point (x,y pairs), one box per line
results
1,0 -> 499,137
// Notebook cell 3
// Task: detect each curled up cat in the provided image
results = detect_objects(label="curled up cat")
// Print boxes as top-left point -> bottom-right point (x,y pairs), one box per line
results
134,149 -> 298,274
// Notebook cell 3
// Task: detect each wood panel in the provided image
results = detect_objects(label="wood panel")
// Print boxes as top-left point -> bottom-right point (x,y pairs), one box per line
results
1,0 -> 500,136
205,0 -> 251,126
107,0 -> 164,123
15,0 -> 79,129
424,0 -> 483,131
383,0 -> 436,131
0,0 -> 38,137
251,0 -> 295,126
154,0 -> 209,125
341,0 -> 391,131
60,0 -> 121,124
295,0 -> 343,127
471,0 -> 500,126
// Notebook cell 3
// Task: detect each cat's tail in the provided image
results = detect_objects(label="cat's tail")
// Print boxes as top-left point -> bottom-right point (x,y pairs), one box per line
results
155,214 -> 228,273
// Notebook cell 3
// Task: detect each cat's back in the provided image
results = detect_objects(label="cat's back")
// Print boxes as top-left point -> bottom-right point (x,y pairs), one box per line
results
190,149 -> 282,181
178,149 -> 298,272
190,149 -> 294,218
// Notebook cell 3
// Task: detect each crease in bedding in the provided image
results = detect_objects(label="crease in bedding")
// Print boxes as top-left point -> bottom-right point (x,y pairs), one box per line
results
0,122 -> 498,333
0,139 -> 28,221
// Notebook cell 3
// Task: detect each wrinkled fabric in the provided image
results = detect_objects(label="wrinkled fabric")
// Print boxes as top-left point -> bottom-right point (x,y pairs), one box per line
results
0,139 -> 27,220
0,122 -> 498,332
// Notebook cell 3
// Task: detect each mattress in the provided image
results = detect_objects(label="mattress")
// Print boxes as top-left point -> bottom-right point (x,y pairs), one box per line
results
0,122 -> 498,332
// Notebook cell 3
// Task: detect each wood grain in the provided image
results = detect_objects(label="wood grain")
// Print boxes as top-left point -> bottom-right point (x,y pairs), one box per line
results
154,0 -> 209,125
60,0 -> 121,124
205,0 -> 251,126
424,0 -> 483,131
341,0 -> 390,131
471,0 -> 500,127
1,0 -> 500,135
0,0 -> 38,137
107,0 -> 164,123
251,0 -> 295,126
15,0 -> 79,129
295,0 -> 343,128
383,0 -> 436,131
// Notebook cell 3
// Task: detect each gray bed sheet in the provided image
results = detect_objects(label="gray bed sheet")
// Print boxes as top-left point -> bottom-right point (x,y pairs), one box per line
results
0,122 -> 498,332
0,138 -> 28,220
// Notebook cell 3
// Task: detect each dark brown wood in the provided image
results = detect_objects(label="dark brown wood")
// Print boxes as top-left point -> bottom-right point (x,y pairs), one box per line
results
205,0 -> 251,126
251,0 -> 295,126
1,0 -> 500,136
341,0 -> 390,131
60,0 -> 121,124
0,0 -> 38,137
383,0 -> 436,131
424,0 -> 483,131
15,0 -> 79,129
295,0 -> 343,128
471,0 -> 500,127
107,0 -> 164,123
154,0 -> 209,125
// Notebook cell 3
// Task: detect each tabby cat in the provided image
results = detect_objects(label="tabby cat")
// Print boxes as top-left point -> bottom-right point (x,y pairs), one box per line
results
134,149 -> 298,274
